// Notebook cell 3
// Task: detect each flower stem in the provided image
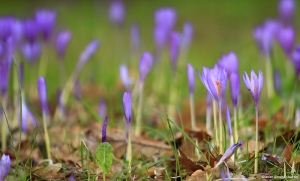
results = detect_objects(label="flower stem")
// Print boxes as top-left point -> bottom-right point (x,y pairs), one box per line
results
38,42 -> 50,77
190,93 -> 196,130
126,133 -> 132,173
218,103 -> 223,153
254,105 -> 259,174
1,95 -> 8,151
233,106 -> 239,143
213,100 -> 219,149
206,102 -> 212,136
135,81 -> 144,136
42,110 -> 51,164
265,56 -> 274,99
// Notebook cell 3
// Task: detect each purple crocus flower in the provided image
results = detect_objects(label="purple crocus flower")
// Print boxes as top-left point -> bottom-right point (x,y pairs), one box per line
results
253,20 -> 279,57
187,63 -> 195,94
229,72 -> 240,108
122,92 -> 132,138
130,23 -> 140,51
76,39 -> 100,72
0,154 -> 10,181
226,105 -> 232,138
169,32 -> 181,71
0,60 -> 12,97
273,69 -> 281,95
198,65 -> 227,105
21,99 -> 37,132
182,22 -> 193,49
109,0 -> 125,26
215,142 -> 243,167
21,41 -> 41,63
35,9 -> 56,41
139,52 -> 153,82
243,70 -> 264,106
154,8 -> 176,30
102,116 -> 108,142
56,30 -> 72,59
277,25 -> 295,56
218,52 -> 239,75
37,77 -> 50,117
11,19 -> 23,46
98,99 -> 107,120
23,19 -> 38,43
291,45 -> 300,77
153,26 -> 169,50
119,64 -> 131,91
69,175 -> 75,181
278,0 -> 295,22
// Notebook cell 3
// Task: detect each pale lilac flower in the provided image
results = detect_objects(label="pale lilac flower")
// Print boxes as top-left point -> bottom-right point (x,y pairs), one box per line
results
139,52 -> 153,82
21,41 -> 41,63
154,8 -> 176,30
278,0 -> 295,22
109,0 -> 125,25
68,175 -> 75,181
182,22 -> 193,49
0,154 -> 10,181
37,77 -> 49,116
243,70 -> 264,106
98,99 -> 107,120
119,64 -> 131,91
277,25 -> 295,56
122,92 -> 132,138
292,45 -> 300,77
35,9 -> 56,41
23,19 -> 38,43
76,39 -> 100,72
229,72 -> 240,107
198,65 -> 227,105
56,30 -> 72,59
218,52 -> 239,75
187,63 -> 195,94
226,105 -> 232,138
169,32 -> 181,71
215,142 -> 243,167
0,17 -> 14,42
102,116 -> 108,142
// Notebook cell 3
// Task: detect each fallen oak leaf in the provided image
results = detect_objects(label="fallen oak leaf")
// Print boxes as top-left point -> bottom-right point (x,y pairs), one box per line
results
178,149 -> 204,172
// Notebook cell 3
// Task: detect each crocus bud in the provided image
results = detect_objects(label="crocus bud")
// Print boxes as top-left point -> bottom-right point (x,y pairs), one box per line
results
76,39 -> 100,72
119,64 -> 131,91
154,8 -> 176,31
130,23 -> 140,51
37,76 -> 49,116
98,99 -> 107,120
243,70 -> 264,107
273,69 -> 281,95
109,0 -> 125,26
229,72 -> 240,108
56,30 -> 72,59
187,63 -> 195,94
182,22 -> 193,49
35,9 -> 56,41
102,116 -> 108,142
169,32 -> 181,71
215,142 -> 243,167
291,45 -> 300,77
218,52 -> 239,75
278,0 -> 295,22
0,17 -> 13,42
11,20 -> 23,46
122,92 -> 132,138
153,26 -> 168,49
21,41 -> 41,63
0,154 -> 10,181
277,25 -> 295,56
23,19 -> 38,43
226,105 -> 232,138
139,52 -> 153,82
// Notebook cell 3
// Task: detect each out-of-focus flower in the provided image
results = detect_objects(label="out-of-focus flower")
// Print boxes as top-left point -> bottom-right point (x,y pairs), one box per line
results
139,52 -> 153,82
182,22 -> 193,49
215,142 -> 242,167
0,154 -> 10,181
198,65 -> 227,105
11,19 -> 23,46
229,72 -> 240,107
291,45 -> 300,77
0,59 -> 12,97
76,39 -> 100,72
278,0 -> 295,22
253,20 -> 279,57
130,23 -> 140,51
56,30 -> 72,59
169,32 -> 181,70
37,77 -> 49,116
154,8 -> 176,30
68,175 -> 75,181
273,69 -> 281,95
0,17 -> 13,42
226,105 -> 232,138
243,70 -> 264,106
218,52 -> 239,75
277,25 -> 295,56
35,9 -> 56,41
187,63 -> 195,94
20,99 -> 37,132
122,92 -> 132,138
153,26 -> 168,49
98,99 -> 107,120
102,116 -> 108,142
21,41 -> 41,63
109,0 -> 125,26
23,19 -> 38,43
119,64 -> 131,91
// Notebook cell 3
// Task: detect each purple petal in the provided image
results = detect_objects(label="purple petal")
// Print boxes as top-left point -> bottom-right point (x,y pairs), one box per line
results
102,116 -> 108,142
277,25 -> 295,56
56,30 -> 72,59
182,22 -> 193,49
130,23 -> 140,50
37,77 -> 49,116
21,41 -> 41,63
187,63 -> 195,93
0,59 -> 12,96
153,26 -> 168,49
215,142 -> 242,167
226,105 -> 232,137
207,70 -> 220,102
0,154 -> 10,181
139,52 -> 153,82
292,45 -> 300,76
77,39 -> 100,71
278,0 -> 295,22
218,52 -> 239,75
154,7 -> 176,30
23,19 -> 38,43
35,9 -> 56,41
169,32 -> 181,70
98,99 -> 107,120
119,64 -> 131,91
273,69 -> 281,95
122,92 -> 132,138
109,0 -> 125,25
229,73 -> 240,107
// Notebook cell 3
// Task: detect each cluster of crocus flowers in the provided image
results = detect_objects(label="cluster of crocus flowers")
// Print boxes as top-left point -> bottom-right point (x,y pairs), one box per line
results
122,92 -> 132,171
243,70 -> 263,173
0,154 -> 10,181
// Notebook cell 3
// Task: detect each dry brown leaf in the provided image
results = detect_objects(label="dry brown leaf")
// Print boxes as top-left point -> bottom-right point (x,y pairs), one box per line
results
282,142 -> 292,162
32,163 -> 62,179
178,149 -> 204,172
263,153 -> 280,165
188,170 -> 207,181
